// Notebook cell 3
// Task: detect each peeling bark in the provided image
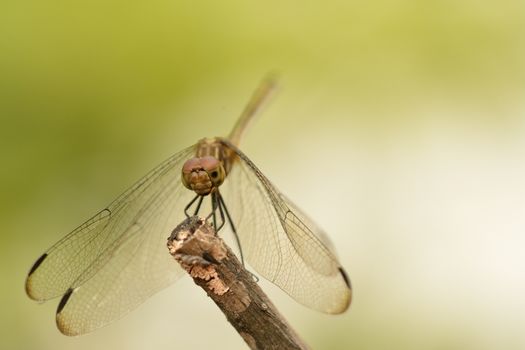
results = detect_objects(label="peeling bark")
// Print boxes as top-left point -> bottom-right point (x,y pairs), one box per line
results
167,216 -> 309,350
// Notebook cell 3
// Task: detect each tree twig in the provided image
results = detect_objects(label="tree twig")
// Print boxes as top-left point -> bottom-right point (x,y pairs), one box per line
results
167,216 -> 309,350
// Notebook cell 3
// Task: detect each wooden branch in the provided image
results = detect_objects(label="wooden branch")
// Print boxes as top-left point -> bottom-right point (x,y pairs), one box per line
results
167,216 -> 309,350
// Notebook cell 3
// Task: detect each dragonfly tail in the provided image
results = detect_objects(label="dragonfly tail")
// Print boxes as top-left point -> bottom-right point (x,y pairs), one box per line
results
228,74 -> 278,146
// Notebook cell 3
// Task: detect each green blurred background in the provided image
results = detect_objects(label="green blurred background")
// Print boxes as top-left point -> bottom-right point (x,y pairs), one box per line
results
2,0 -> 525,349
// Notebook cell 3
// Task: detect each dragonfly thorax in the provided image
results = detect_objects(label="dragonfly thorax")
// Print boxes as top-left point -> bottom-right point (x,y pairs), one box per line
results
181,156 -> 225,195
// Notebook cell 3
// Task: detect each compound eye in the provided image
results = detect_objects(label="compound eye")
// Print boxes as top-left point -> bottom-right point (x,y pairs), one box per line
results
181,158 -> 202,189
200,156 -> 225,186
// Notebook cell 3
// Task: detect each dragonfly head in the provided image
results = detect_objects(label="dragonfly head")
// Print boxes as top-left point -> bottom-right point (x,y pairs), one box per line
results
182,156 -> 226,195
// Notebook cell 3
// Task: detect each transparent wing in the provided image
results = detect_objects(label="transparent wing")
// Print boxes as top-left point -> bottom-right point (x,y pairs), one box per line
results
26,145 -> 197,335
221,142 -> 351,314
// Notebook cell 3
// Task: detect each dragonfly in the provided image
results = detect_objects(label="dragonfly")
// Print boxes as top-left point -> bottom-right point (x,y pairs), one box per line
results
25,77 -> 352,336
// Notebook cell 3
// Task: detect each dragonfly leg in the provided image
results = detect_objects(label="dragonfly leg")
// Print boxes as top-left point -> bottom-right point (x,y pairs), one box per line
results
193,195 -> 204,216
208,192 -> 218,231
184,194 -> 201,218
216,192 -> 226,231
218,193 -> 245,267
204,191 -> 226,233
